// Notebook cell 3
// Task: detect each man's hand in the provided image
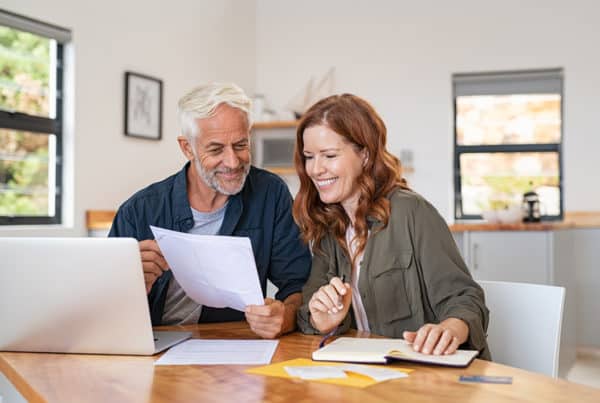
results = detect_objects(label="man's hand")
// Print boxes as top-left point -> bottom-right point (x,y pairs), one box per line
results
138,240 -> 169,294
403,317 -> 469,355
245,293 -> 302,339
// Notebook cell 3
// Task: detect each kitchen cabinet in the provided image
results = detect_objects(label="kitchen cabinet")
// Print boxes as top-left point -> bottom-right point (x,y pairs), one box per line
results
460,231 -> 550,284
251,121 -> 299,196
571,228 -> 600,349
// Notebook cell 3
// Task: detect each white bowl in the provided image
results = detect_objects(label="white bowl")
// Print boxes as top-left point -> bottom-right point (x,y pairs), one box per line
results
496,205 -> 522,223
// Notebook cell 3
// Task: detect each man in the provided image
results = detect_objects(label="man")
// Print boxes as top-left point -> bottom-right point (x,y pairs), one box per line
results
109,83 -> 311,338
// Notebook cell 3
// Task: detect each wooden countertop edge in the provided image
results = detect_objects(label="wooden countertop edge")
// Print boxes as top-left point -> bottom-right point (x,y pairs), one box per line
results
0,354 -> 46,403
449,211 -> 600,232
252,120 -> 298,129
85,209 -> 600,232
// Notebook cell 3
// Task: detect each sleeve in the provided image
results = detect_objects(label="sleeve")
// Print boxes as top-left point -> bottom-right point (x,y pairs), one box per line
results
266,182 -> 312,302
296,237 -> 352,335
411,197 -> 489,354
108,204 -> 138,239
108,200 -> 166,323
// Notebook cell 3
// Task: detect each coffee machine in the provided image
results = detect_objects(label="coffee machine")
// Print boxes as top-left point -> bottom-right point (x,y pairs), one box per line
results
522,189 -> 541,222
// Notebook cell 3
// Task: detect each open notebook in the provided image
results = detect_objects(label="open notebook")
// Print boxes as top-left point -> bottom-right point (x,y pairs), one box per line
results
313,337 -> 479,367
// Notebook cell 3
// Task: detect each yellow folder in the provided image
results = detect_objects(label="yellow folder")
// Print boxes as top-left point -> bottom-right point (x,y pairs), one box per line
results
246,358 -> 412,388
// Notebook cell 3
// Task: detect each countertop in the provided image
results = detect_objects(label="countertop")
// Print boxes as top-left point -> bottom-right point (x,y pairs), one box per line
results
449,211 -> 600,232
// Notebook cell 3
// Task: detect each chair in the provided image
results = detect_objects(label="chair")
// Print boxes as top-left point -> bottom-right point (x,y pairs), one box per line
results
478,280 -> 565,377
86,210 -> 116,237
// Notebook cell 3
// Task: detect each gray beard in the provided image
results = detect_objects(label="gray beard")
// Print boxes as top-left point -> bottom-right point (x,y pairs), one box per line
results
194,157 -> 250,196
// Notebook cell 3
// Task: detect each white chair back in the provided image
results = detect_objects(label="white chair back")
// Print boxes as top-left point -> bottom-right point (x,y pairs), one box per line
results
478,280 -> 565,377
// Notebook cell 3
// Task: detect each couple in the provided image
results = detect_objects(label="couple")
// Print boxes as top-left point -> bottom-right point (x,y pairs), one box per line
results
110,83 -> 490,360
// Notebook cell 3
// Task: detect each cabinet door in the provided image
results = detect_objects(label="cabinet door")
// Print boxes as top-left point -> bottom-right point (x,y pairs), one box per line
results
467,231 -> 549,284
452,232 -> 466,259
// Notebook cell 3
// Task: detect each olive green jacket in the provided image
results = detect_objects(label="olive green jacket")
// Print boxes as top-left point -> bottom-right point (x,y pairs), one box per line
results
297,189 -> 491,360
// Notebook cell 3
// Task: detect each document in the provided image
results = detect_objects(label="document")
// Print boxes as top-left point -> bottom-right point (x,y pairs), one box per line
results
246,358 -> 412,388
284,366 -> 348,380
313,337 -> 479,367
154,339 -> 279,365
339,364 -> 409,382
150,226 -> 264,311
284,364 -> 408,382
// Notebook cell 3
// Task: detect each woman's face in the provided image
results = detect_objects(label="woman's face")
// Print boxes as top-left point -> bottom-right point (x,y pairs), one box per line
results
302,124 -> 366,212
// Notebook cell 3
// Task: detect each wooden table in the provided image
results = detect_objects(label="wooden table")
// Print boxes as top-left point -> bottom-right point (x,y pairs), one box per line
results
1,322 -> 599,402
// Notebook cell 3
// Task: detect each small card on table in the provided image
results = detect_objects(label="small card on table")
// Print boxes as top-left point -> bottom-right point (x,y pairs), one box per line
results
459,375 -> 513,384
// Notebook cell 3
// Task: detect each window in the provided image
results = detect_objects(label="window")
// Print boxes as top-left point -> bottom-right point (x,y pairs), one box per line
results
0,10 -> 70,225
453,69 -> 563,220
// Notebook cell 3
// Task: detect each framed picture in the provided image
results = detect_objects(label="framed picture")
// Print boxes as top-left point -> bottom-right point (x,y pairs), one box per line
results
124,71 -> 162,140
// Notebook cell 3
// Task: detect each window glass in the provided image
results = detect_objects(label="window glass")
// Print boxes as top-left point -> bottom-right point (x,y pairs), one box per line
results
459,152 -> 560,216
0,26 -> 53,118
0,128 -> 55,216
456,94 -> 561,145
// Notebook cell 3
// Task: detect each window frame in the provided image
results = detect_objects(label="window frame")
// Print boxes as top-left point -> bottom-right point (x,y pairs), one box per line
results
452,69 -> 564,221
0,10 -> 69,225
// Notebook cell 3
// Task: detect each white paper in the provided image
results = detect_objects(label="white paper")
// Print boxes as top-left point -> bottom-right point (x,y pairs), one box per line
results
283,364 -> 408,382
284,366 -> 348,380
340,364 -> 408,382
154,339 -> 279,365
150,226 -> 264,311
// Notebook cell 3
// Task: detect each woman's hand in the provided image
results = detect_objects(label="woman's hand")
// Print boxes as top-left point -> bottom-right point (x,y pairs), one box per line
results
403,318 -> 469,355
308,276 -> 352,334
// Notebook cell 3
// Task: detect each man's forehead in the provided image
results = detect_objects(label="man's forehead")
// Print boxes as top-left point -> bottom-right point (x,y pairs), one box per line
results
199,131 -> 249,147
196,105 -> 249,138
196,128 -> 250,148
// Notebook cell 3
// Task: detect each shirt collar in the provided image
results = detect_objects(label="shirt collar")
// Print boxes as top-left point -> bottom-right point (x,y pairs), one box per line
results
173,162 -> 193,224
172,161 -> 247,233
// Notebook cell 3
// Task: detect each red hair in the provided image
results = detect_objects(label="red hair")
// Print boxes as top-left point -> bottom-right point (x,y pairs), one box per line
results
292,94 -> 409,264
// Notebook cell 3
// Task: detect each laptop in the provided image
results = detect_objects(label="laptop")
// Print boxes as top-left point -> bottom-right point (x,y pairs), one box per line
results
0,237 -> 191,355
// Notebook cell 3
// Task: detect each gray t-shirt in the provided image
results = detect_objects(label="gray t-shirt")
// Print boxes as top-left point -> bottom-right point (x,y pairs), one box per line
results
161,202 -> 228,325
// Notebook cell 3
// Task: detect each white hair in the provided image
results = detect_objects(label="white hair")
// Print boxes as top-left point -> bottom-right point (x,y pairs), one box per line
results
177,82 -> 252,140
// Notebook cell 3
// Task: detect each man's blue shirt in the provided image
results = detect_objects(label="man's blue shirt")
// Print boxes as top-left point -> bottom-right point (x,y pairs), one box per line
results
109,163 -> 311,325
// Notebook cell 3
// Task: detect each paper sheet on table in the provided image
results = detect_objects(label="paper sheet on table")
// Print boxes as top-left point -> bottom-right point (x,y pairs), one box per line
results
246,358 -> 412,388
284,364 -> 407,382
150,226 -> 264,311
284,366 -> 347,379
154,339 -> 279,365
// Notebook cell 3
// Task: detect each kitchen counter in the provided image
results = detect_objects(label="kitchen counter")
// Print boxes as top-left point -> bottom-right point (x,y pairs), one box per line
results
449,211 -> 600,232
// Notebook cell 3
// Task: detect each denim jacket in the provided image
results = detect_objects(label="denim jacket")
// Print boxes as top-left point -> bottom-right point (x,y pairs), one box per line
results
109,163 -> 311,325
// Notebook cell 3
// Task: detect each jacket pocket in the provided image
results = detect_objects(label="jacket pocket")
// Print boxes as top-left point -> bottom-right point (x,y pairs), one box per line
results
371,250 -> 414,323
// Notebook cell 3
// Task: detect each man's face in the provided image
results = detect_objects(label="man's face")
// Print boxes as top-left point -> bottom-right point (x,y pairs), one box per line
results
191,104 -> 251,195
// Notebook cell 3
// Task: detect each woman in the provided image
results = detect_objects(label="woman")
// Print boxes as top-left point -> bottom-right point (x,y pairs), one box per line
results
294,94 -> 490,359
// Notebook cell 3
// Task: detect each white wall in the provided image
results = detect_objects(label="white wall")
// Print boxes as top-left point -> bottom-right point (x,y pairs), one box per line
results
0,0 -> 256,237
255,0 -> 600,219
2,0 -> 599,228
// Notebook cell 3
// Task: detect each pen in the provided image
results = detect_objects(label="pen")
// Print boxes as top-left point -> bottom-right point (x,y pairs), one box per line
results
331,274 -> 346,314
318,326 -> 339,348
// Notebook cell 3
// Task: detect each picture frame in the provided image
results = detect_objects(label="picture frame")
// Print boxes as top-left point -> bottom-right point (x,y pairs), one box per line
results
124,71 -> 163,140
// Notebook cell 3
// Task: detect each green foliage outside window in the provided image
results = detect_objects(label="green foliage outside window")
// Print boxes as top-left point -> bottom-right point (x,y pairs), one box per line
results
0,26 -> 52,217
0,26 -> 50,116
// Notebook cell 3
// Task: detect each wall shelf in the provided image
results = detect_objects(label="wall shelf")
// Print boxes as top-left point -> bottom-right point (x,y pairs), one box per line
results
265,166 -> 297,176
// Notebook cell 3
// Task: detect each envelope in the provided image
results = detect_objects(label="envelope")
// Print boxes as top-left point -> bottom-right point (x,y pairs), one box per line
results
246,358 -> 412,388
